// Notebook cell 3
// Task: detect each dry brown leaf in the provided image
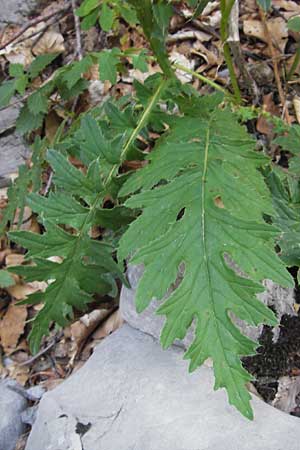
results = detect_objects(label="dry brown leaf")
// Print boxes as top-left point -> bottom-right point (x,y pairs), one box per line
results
32,29 -> 65,56
7,281 -> 47,300
92,309 -> 124,341
170,51 -> 195,83
272,376 -> 300,413
0,249 -> 12,265
1,23 -> 45,66
0,302 -> 27,353
293,96 -> 300,124
273,0 -> 300,13
7,363 -> 30,385
193,41 -> 222,67
69,309 -> 112,361
45,111 -> 63,143
12,206 -> 32,231
257,93 -> 280,136
5,253 -> 25,267
243,17 -> 288,53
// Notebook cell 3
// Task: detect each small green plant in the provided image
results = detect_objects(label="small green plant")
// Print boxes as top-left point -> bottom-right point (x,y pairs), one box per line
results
1,0 -> 298,420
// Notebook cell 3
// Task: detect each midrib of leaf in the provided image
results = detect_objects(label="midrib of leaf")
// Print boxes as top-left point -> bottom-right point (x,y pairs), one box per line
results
39,76 -> 168,327
200,119 -> 250,414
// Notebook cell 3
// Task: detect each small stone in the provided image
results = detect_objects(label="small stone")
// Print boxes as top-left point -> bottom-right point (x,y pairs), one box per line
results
249,63 -> 274,86
0,379 -> 27,450
25,385 -> 46,401
0,0 -> 37,26
25,325 -> 300,450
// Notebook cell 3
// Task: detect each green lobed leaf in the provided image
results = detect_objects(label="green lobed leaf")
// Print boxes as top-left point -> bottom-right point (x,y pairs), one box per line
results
27,90 -> 48,115
99,3 -> 115,31
0,80 -> 16,108
275,124 -> 300,175
118,105 -> 293,419
266,169 -> 300,267
28,53 -> 60,79
62,56 -> 93,89
0,270 -> 15,288
81,7 -> 100,29
288,16 -> 300,32
132,50 -> 148,72
9,63 -> 24,78
256,0 -> 272,11
98,49 -> 119,84
76,0 -> 100,17
16,105 -> 45,134
117,2 -> 138,24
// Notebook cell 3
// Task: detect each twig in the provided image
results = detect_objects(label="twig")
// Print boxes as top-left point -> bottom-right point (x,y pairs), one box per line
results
172,63 -> 234,98
43,170 -> 53,196
287,44 -> 300,81
0,4 -> 71,51
167,30 -> 210,44
71,0 -> 83,60
191,19 -> 221,40
258,7 -> 290,124
220,0 -> 242,103
228,0 -> 259,104
19,332 -> 63,366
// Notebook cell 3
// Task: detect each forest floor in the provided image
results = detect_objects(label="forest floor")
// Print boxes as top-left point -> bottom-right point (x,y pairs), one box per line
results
1,1 -> 300,447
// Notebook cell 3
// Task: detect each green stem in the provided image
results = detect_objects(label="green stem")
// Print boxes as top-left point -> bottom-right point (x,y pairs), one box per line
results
104,76 -> 168,188
220,0 -> 242,103
287,44 -> 300,81
172,63 -> 234,99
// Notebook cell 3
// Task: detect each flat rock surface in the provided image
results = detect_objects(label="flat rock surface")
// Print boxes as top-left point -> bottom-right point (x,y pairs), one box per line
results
0,380 -> 27,450
26,325 -> 300,450
0,105 -> 30,179
0,0 -> 37,25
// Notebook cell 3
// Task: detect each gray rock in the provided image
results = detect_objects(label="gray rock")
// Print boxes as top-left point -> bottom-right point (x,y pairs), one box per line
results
25,385 -> 46,401
0,0 -> 37,26
0,380 -> 28,450
21,405 -> 39,426
120,264 -> 295,346
25,325 -> 300,450
0,104 -> 30,178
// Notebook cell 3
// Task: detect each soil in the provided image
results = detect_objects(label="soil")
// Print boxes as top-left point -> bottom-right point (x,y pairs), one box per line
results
243,283 -> 300,417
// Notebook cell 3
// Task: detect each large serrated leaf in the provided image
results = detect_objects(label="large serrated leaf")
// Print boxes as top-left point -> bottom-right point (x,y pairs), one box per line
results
266,170 -> 300,267
118,106 -> 293,419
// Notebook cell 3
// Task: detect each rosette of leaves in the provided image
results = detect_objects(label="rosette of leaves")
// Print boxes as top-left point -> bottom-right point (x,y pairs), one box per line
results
7,75 -> 168,354
118,97 -> 293,419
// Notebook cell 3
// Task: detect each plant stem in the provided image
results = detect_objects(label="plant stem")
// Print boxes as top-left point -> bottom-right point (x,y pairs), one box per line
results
105,76 -> 168,188
220,0 -> 242,103
172,63 -> 234,99
258,7 -> 290,124
287,44 -> 300,81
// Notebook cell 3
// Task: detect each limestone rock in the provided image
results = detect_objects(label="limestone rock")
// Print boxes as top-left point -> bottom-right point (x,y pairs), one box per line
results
0,380 -> 27,450
0,104 -> 30,178
25,325 -> 300,450
0,0 -> 37,26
